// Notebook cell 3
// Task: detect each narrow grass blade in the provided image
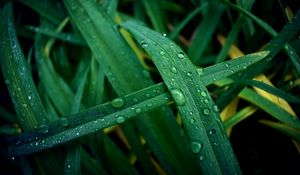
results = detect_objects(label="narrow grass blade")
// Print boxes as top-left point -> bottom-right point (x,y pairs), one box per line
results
235,79 -> 300,104
0,3 -> 49,130
122,21 -> 241,174
188,1 -> 225,64
64,144 -> 81,175
103,0 -> 119,17
0,106 -> 17,123
259,120 -> 300,143
80,147 -> 108,175
168,2 -> 209,40
224,106 -> 257,129
140,0 -> 167,32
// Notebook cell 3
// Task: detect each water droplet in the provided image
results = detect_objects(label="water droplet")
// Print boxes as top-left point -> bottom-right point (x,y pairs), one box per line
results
38,124 -> 49,134
225,63 -> 229,68
146,103 -> 153,107
189,111 -> 193,115
196,68 -> 204,75
171,66 -> 177,73
76,132 -> 80,136
59,117 -> 69,127
209,129 -> 216,136
28,95 -> 32,100
200,91 -> 207,97
116,116 -> 126,124
160,51 -> 165,55
209,162 -> 213,167
111,98 -> 124,108
22,104 -> 28,108
17,88 -> 21,91
190,118 -> 195,124
146,93 -> 150,97
68,164 -> 71,168
170,89 -> 186,106
11,156 -> 15,160
135,108 -> 142,114
177,52 -> 185,59
204,99 -> 209,104
187,72 -> 192,76
191,142 -> 203,153
199,155 -> 205,161
162,33 -> 167,37
213,105 -> 219,112
203,108 -> 210,115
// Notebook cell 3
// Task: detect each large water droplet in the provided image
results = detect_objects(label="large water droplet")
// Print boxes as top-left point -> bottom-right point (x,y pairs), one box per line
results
177,52 -> 185,59
191,142 -> 203,154
170,89 -> 186,106
116,116 -> 125,124
203,108 -> 210,115
38,124 -> 49,133
111,98 -> 124,108
59,117 -> 69,127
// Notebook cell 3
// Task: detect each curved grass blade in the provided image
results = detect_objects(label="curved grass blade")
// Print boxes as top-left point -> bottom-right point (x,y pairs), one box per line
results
0,3 -> 49,130
235,79 -> 300,104
63,0 -> 198,174
259,120 -> 300,143
122,21 -> 241,175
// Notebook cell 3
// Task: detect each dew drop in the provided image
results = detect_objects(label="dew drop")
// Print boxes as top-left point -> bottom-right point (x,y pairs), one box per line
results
190,118 -> 195,124
196,68 -> 204,75
38,124 -> 49,134
135,108 -> 142,114
204,99 -> 209,104
199,155 -> 205,161
213,105 -> 219,112
111,98 -> 124,108
191,142 -> 203,154
59,117 -> 69,127
171,66 -> 177,73
189,111 -> 193,116
177,52 -> 185,59
187,72 -> 192,77
160,51 -> 165,55
162,33 -> 167,37
28,95 -> 32,100
116,116 -> 126,124
200,91 -> 207,97
170,89 -> 186,106
68,164 -> 71,168
22,104 -> 28,108
203,108 -> 210,115
225,63 -> 229,68
141,41 -> 148,48
146,103 -> 153,107
209,129 -> 216,136
76,132 -> 80,136
145,93 -> 150,97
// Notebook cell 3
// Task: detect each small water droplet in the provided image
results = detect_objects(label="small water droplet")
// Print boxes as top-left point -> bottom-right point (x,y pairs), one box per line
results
162,33 -> 167,37
146,103 -> 153,107
11,156 -> 15,160
190,118 -> 195,124
200,91 -> 207,97
191,142 -> 203,154
146,93 -> 150,97
213,105 -> 219,112
225,63 -> 229,68
111,98 -> 124,108
171,66 -> 177,73
68,164 -> 71,168
135,108 -> 142,114
116,116 -> 126,124
38,124 -> 49,133
203,108 -> 210,115
189,111 -> 193,115
199,155 -> 205,161
196,68 -> 204,75
59,117 -> 69,127
204,99 -> 209,104
160,51 -> 165,55
209,162 -> 213,167
28,95 -> 32,100
177,52 -> 185,59
22,103 -> 28,108
17,88 -> 21,91
170,89 -> 186,106
76,132 -> 80,136
187,72 -> 192,76
209,129 -> 216,136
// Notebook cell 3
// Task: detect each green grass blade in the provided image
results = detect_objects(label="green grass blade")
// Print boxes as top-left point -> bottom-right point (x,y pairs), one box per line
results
63,0 -> 198,174
140,0 -> 167,32
122,21 -> 242,174
0,3 -> 49,130
259,120 -> 300,143
103,0 -> 119,17
224,106 -> 257,129
235,79 -> 300,104
168,2 -> 209,40
80,147 -> 108,175
188,1 -> 225,64
216,9 -> 300,110
64,144 -> 81,175
0,106 -> 17,123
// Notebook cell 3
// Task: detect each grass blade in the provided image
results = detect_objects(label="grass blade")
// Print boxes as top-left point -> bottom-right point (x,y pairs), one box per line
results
122,21 -> 241,174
